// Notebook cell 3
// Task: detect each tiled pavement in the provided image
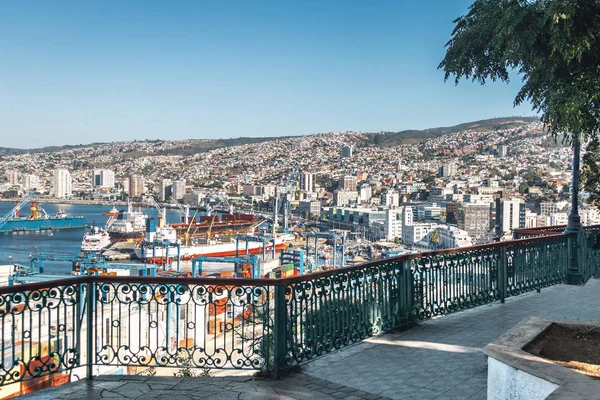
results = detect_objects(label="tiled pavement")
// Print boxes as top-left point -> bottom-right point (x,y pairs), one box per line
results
22,279 -> 600,399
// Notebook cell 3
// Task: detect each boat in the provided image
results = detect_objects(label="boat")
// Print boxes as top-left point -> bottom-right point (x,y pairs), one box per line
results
0,198 -> 86,233
81,226 -> 111,253
135,233 -> 295,261
106,203 -> 148,242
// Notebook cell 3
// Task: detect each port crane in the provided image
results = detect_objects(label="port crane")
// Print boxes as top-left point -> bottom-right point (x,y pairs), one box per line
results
170,196 -> 191,224
147,197 -> 167,227
273,161 -> 299,234
0,190 -> 38,231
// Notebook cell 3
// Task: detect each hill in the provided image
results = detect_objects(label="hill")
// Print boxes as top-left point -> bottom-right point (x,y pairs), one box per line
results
0,116 -> 539,156
361,116 -> 539,147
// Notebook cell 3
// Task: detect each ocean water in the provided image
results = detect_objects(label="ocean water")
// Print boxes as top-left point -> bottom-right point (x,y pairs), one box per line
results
0,201 -> 184,274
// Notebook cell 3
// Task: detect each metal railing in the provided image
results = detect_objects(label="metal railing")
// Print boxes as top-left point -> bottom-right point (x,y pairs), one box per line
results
1,231 -> 599,392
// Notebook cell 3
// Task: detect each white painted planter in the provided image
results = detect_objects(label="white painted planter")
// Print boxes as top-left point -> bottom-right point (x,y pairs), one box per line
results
484,317 -> 600,400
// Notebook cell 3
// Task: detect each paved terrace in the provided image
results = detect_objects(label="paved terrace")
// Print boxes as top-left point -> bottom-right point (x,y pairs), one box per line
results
23,279 -> 600,400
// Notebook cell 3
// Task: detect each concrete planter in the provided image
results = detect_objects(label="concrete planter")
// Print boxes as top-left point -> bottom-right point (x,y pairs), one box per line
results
484,317 -> 600,399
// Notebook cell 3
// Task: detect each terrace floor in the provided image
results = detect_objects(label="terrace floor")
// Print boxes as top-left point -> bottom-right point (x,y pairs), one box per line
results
23,278 -> 600,400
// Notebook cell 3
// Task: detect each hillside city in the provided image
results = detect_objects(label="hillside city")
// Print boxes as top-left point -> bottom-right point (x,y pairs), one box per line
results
0,118 -> 592,250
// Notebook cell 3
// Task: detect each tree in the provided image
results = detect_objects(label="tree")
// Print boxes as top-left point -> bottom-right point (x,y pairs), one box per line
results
440,0 -> 600,141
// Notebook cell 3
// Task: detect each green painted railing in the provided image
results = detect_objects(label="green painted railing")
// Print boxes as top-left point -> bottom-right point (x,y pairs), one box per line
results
1,230 -> 599,392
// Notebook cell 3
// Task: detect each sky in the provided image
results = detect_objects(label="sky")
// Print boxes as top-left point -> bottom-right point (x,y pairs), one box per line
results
0,0 -> 536,148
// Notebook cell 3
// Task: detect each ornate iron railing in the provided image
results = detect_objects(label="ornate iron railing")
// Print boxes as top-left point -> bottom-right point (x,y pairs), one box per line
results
1,231 -> 598,391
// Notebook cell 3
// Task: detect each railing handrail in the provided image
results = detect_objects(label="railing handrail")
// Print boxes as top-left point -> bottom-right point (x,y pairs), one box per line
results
0,232 -> 573,294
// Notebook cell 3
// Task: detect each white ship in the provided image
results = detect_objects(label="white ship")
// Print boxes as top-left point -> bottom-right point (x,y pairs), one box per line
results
135,234 -> 295,261
106,203 -> 148,241
81,226 -> 111,253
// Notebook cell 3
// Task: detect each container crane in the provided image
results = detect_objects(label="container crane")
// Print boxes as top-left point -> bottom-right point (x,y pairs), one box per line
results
147,197 -> 167,227
273,161 -> 299,234
170,196 -> 190,224
0,190 -> 38,231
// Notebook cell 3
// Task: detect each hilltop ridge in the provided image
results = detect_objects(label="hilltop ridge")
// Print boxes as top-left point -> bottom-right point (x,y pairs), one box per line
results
0,116 -> 539,157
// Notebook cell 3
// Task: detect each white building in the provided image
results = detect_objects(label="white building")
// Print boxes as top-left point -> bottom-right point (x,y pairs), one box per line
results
383,207 -> 402,241
581,208 -> 600,226
299,173 -> 314,193
359,185 -> 372,203
22,174 -> 39,190
381,190 -> 400,207
92,169 -> 115,188
53,169 -> 72,199
333,190 -> 359,207
495,198 -> 526,235
172,180 -> 186,200
550,212 -> 568,226
419,226 -> 473,249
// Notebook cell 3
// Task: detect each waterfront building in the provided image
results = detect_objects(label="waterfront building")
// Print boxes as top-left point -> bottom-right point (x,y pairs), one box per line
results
92,169 -> 115,188
172,179 -> 186,200
22,174 -> 39,190
5,170 -> 20,185
158,178 -> 172,202
53,169 -> 72,199
128,175 -> 145,199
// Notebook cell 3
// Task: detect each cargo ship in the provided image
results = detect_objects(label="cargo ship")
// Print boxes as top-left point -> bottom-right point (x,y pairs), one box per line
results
0,197 -> 85,233
105,204 -> 259,242
135,233 -> 295,262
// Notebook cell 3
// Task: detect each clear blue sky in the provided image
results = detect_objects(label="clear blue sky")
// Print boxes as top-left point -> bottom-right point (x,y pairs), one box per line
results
0,0 -> 535,148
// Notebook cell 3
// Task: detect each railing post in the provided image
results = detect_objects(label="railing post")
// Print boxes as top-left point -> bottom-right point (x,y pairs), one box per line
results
398,259 -> 414,326
86,279 -> 94,380
272,283 -> 287,378
499,246 -> 507,303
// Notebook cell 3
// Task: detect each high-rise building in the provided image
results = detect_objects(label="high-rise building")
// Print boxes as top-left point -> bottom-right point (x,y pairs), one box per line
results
299,172 -> 314,193
340,175 -> 357,191
498,145 -> 508,157
384,207 -> 402,242
341,146 -> 353,158
53,169 -> 72,199
128,175 -> 145,198
381,190 -> 400,207
6,170 -> 20,185
458,203 -> 491,239
172,180 -> 186,200
495,198 -> 526,235
92,169 -> 115,188
158,179 -> 172,202
22,174 -> 39,190
438,164 -> 458,178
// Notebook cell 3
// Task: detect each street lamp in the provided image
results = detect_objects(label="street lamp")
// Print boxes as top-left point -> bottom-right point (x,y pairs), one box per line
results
565,133 -> 584,285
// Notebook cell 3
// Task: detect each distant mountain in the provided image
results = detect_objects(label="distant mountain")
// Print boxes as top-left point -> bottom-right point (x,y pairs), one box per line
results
0,116 -> 539,156
360,116 -> 540,147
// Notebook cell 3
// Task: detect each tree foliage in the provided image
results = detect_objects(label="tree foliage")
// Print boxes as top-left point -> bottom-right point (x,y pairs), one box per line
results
439,0 -> 600,141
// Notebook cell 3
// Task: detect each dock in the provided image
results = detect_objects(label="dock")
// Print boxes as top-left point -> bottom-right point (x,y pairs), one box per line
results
103,241 -> 138,261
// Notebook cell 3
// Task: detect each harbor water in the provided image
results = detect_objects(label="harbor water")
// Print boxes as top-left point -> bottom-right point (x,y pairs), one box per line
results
0,201 -> 184,274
